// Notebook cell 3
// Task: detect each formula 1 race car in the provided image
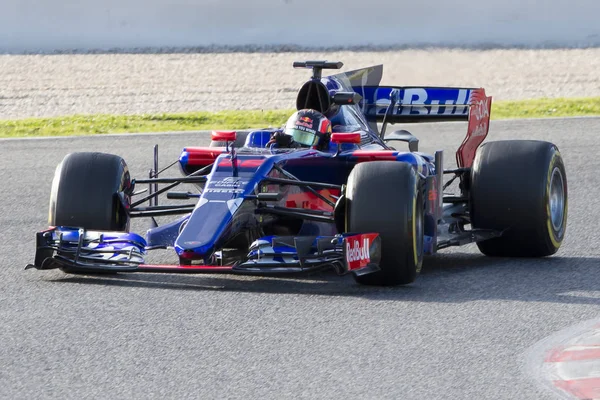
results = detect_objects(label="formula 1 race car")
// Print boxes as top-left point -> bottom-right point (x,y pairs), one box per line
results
27,61 -> 568,286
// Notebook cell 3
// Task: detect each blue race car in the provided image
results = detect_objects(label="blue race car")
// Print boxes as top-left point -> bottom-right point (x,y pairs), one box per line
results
28,61 -> 568,286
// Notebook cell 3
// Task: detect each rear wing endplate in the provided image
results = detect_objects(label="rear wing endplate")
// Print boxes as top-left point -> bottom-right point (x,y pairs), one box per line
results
457,88 -> 493,168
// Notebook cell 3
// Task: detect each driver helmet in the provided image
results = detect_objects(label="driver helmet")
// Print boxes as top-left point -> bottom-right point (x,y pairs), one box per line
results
284,109 -> 332,151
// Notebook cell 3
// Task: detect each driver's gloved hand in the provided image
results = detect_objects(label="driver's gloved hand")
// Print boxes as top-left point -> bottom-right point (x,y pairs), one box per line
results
266,131 -> 294,148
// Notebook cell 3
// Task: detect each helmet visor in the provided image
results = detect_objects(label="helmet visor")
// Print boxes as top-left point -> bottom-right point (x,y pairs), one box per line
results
288,128 -> 318,147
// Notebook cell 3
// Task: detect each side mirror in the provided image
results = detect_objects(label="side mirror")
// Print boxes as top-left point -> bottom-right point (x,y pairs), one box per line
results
332,132 -> 361,156
383,129 -> 419,152
211,130 -> 237,152
331,132 -> 361,144
332,92 -> 363,106
211,130 -> 237,142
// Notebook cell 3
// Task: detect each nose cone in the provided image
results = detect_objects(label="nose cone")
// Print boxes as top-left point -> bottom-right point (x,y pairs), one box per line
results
174,197 -> 244,258
174,152 -> 271,259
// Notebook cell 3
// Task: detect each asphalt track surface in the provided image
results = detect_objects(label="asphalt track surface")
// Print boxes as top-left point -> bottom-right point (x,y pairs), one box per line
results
1,117 -> 599,399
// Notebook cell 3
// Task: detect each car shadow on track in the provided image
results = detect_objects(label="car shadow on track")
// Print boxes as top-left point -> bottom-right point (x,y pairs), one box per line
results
45,252 -> 600,305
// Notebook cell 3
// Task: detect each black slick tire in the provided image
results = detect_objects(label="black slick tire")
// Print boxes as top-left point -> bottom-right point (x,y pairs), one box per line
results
49,152 -> 131,232
346,161 -> 424,286
470,140 -> 568,257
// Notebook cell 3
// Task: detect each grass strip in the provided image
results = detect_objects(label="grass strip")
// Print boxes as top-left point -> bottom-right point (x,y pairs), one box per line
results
1,97 -> 598,138
491,96 -> 600,120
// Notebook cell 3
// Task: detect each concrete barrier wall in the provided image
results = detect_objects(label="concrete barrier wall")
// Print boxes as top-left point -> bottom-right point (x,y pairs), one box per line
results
1,0 -> 599,52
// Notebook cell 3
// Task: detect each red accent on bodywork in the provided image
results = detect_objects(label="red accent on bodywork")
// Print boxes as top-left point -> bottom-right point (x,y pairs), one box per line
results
351,150 -> 397,162
457,88 -> 492,168
285,189 -> 341,211
217,158 -> 265,168
331,132 -> 361,144
319,118 -> 329,133
211,130 -> 237,141
238,159 -> 264,168
428,187 -> 438,201
345,233 -> 379,271
138,264 -> 234,273
184,147 -> 226,166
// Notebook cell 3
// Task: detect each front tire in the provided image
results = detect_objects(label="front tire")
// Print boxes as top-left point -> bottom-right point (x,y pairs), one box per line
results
346,161 -> 424,286
49,152 -> 131,232
470,140 -> 568,257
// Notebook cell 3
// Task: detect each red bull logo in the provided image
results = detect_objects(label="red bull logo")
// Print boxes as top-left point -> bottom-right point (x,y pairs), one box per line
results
345,233 -> 380,271
347,237 -> 371,265
295,121 -> 313,129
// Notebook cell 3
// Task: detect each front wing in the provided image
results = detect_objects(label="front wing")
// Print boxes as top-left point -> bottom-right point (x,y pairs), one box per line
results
27,227 -> 382,278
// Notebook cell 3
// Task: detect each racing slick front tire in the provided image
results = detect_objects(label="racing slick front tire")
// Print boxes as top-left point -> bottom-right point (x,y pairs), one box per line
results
470,140 -> 568,257
346,161 -> 424,286
49,152 -> 131,232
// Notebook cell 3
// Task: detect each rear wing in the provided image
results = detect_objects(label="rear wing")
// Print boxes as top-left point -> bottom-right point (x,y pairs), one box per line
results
325,65 -> 492,168
359,86 -> 481,122
358,86 -> 492,168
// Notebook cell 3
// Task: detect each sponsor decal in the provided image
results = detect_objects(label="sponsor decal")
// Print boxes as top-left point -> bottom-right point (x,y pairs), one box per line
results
472,96 -> 491,121
295,122 -> 313,129
469,95 -> 491,137
204,188 -> 244,194
399,88 -> 469,115
345,233 -> 379,270
294,123 -> 316,133
347,238 -> 370,264
469,122 -> 488,138
211,177 -> 248,188
374,88 -> 471,116
457,88 -> 493,168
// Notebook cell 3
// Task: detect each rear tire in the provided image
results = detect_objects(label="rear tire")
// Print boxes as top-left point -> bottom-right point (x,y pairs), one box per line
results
49,152 -> 131,232
470,140 -> 567,257
346,161 -> 424,286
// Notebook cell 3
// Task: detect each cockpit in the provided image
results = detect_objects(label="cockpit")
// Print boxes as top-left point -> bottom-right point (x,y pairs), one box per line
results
294,72 -> 372,143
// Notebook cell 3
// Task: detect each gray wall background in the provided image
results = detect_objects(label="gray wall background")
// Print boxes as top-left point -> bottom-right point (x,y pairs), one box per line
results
1,0 -> 598,52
